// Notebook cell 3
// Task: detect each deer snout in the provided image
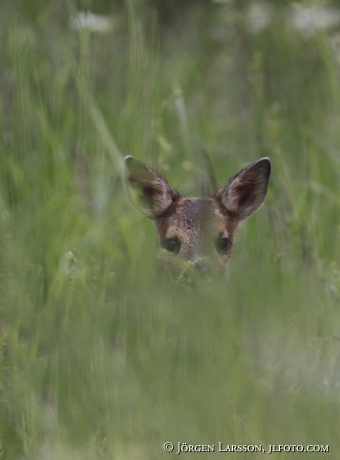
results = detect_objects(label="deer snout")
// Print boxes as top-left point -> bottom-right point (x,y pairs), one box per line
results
192,259 -> 208,275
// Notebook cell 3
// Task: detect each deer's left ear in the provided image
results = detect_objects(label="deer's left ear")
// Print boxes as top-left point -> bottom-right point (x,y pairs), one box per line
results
214,158 -> 271,220
124,156 -> 179,219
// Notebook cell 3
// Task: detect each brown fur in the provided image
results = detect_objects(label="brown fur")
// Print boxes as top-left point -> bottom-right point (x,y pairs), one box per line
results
125,156 -> 271,278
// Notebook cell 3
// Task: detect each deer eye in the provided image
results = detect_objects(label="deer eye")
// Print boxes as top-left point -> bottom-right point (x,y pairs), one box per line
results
215,236 -> 232,254
164,237 -> 181,254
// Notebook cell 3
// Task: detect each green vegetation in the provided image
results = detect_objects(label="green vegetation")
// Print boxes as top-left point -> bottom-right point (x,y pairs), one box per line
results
1,0 -> 340,458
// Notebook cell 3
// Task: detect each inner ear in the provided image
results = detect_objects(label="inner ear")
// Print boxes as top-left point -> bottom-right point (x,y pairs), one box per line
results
125,156 -> 180,219
214,158 -> 271,220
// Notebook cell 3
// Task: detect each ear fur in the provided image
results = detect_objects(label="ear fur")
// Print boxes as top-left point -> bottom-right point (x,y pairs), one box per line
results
124,156 -> 179,219
214,158 -> 271,220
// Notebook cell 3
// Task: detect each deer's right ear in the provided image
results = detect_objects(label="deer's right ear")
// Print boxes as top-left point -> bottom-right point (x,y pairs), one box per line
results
214,157 -> 271,221
124,156 -> 179,219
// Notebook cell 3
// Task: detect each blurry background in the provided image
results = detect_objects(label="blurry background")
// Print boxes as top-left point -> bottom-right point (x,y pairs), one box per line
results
1,0 -> 340,458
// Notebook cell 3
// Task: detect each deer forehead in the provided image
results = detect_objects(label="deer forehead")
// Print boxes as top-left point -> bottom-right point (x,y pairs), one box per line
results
158,198 -> 235,242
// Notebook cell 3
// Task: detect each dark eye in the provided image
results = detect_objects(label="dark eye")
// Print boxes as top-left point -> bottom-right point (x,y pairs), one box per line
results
164,237 -> 181,253
215,236 -> 232,254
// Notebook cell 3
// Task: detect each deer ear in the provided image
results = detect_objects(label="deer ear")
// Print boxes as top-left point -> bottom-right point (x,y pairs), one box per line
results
124,156 -> 179,219
215,158 -> 271,220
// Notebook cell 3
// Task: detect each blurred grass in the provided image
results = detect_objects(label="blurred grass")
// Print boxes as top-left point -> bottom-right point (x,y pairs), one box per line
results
1,0 -> 340,459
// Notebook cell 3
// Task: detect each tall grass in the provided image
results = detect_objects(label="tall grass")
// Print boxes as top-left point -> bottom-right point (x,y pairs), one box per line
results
1,1 -> 340,458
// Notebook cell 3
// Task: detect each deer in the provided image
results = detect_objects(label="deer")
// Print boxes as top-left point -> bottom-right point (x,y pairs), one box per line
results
125,156 -> 271,282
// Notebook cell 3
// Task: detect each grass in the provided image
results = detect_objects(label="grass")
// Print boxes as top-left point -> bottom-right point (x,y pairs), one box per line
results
1,0 -> 340,458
